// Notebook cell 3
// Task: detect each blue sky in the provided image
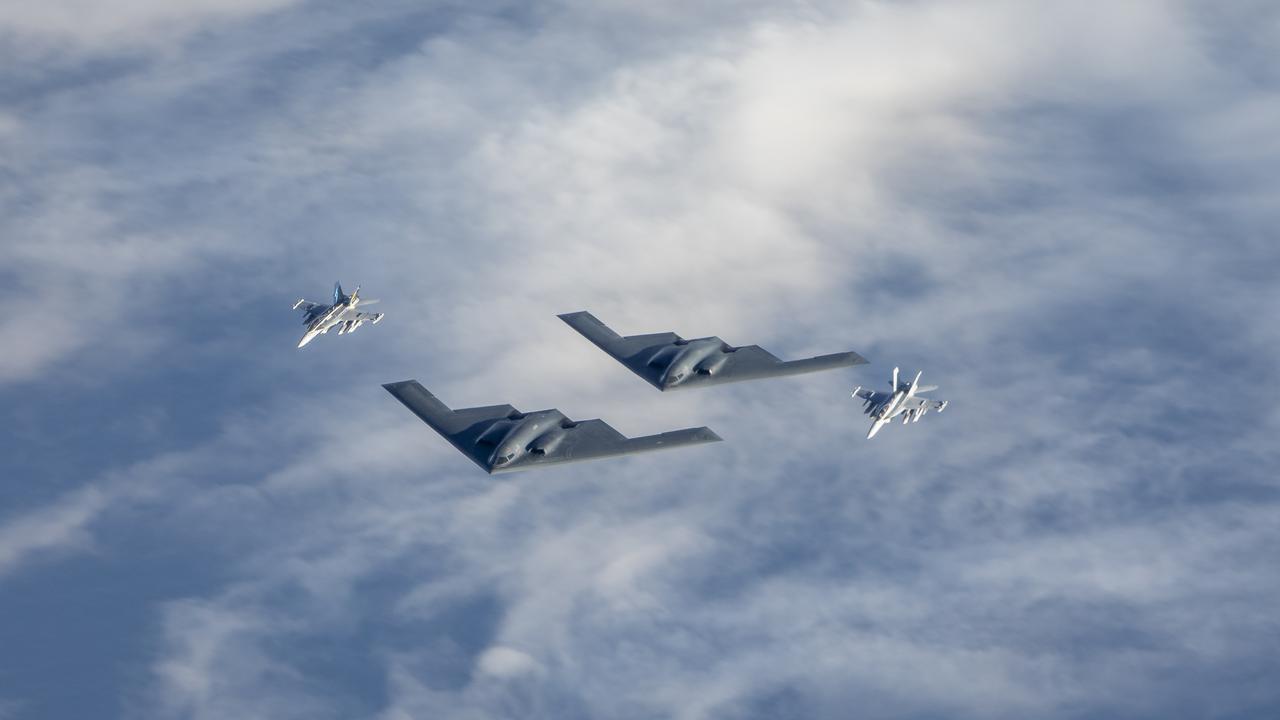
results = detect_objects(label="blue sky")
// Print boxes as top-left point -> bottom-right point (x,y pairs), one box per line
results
2,1 -> 1278,718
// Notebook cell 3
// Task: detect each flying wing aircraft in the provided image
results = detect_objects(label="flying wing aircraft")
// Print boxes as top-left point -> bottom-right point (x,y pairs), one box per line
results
292,282 -> 384,348
383,380 -> 722,474
853,367 -> 948,439
559,311 -> 867,391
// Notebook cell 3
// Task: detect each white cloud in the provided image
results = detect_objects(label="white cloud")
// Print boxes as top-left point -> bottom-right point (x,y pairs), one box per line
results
0,485 -> 105,577
0,0 -> 302,54
475,646 -> 540,679
4,0 -> 1279,718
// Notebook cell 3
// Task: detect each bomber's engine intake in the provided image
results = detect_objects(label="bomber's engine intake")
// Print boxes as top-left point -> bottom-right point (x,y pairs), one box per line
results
651,338 -> 729,387
695,352 -> 730,376
529,428 -> 567,456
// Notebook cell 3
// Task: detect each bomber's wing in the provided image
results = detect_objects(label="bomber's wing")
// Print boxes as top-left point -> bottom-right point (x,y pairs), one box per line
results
559,310 -> 867,390
695,344 -> 866,388
383,380 -> 721,474
383,381 -> 521,472
504,418 -> 722,473
557,311 -> 682,388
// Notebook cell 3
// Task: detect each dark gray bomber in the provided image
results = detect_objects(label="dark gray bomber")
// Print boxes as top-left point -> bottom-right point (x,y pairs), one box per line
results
559,311 -> 868,391
383,381 -> 722,474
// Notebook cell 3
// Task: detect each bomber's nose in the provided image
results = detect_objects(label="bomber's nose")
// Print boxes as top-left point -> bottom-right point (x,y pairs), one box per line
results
659,369 -> 685,388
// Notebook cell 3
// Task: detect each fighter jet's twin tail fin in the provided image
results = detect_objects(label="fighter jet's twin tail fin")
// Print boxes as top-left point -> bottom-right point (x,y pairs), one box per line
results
890,367 -> 933,395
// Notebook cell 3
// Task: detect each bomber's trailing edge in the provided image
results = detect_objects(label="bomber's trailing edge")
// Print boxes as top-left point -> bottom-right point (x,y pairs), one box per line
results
383,381 -> 722,474
559,311 -> 867,391
293,282 -> 384,348
853,367 -> 948,439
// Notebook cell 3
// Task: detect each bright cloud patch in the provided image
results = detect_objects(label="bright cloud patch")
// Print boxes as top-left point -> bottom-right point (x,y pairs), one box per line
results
1,1 -> 1277,719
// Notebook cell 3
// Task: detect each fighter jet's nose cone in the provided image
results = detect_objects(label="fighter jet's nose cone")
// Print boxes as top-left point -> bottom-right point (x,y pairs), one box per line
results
867,420 -> 884,439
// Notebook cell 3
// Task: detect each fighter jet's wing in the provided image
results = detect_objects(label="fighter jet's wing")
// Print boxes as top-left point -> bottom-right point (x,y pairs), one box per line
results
853,387 -> 889,403
383,380 -> 721,474
898,396 -> 947,413
330,306 -> 384,323
559,311 -> 867,390
293,299 -> 325,313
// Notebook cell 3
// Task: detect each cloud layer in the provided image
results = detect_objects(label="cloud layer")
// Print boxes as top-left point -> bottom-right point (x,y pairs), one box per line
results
2,1 -> 1278,718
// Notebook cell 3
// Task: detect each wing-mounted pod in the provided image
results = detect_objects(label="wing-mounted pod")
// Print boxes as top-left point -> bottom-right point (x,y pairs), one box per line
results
694,344 -> 738,376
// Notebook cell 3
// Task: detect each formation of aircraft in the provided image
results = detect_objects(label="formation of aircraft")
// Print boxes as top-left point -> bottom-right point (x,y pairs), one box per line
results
853,367 -> 949,439
292,282 -> 384,348
292,289 -> 949,473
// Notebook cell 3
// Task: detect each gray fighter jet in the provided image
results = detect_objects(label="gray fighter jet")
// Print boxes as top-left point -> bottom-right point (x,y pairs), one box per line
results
853,367 -> 948,439
559,311 -> 867,391
383,380 -> 722,474
292,282 -> 384,348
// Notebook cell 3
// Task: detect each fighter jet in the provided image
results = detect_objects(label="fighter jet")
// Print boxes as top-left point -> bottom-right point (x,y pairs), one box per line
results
383,380 -> 722,474
559,311 -> 867,391
853,367 -> 948,439
292,282 -> 384,348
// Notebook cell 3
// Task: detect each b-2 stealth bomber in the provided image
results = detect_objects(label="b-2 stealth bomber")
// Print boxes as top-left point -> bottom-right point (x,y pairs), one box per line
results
293,282 -> 384,348
559,311 -> 867,391
853,367 -> 948,439
383,380 -> 722,474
